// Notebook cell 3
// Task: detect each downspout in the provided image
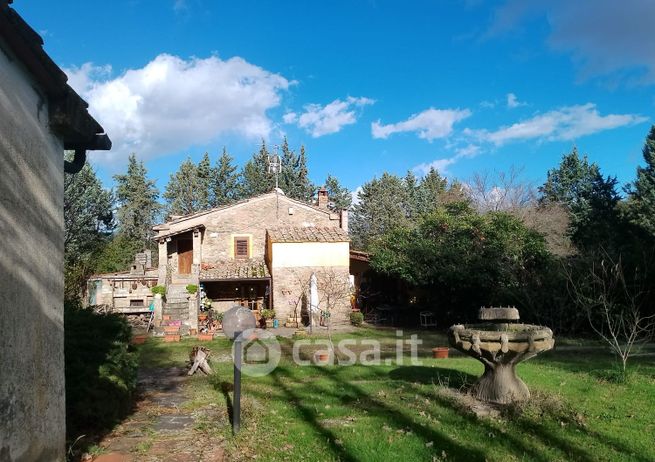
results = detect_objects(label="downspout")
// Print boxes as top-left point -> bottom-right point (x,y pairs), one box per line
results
64,148 -> 86,174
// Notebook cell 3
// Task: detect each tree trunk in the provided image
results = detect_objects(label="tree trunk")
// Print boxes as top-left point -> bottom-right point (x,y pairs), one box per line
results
472,362 -> 530,404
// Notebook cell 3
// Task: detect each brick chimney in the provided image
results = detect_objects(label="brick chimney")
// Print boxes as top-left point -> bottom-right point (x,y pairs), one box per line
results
317,187 -> 329,209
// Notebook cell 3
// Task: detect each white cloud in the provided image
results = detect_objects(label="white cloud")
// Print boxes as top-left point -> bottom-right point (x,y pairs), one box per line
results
65,53 -> 291,165
173,0 -> 187,11
487,0 -> 655,84
413,157 -> 459,176
285,96 -> 374,137
282,112 -> 298,124
413,143 -> 482,176
456,143 -> 480,158
475,103 -> 646,145
372,107 -> 471,141
480,100 -> 496,109
506,93 -> 527,108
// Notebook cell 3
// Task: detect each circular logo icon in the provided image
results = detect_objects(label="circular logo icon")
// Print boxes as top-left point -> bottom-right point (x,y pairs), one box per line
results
232,328 -> 281,377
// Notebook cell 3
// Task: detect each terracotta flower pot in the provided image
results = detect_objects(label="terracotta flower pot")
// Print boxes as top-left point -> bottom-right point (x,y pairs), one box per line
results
164,326 -> 179,334
131,335 -> 147,345
198,333 -> 214,341
432,347 -> 449,359
164,334 -> 181,343
314,352 -> 331,364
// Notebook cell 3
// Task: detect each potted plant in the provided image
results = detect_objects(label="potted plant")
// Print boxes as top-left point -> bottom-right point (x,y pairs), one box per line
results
214,311 -> 224,329
349,311 -> 364,327
432,347 -> 449,359
151,285 -> 166,300
186,284 -> 198,297
131,333 -> 148,345
261,309 -> 275,328
197,331 -> 214,341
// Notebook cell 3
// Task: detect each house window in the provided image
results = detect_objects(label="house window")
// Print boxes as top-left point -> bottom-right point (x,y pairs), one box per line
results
130,299 -> 144,307
234,237 -> 250,259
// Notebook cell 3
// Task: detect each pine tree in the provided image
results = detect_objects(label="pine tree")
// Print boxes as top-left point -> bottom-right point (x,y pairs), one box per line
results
627,125 -> 655,238
113,154 -> 162,249
539,147 -> 619,248
164,158 -> 199,216
278,138 -> 314,201
196,152 -> 213,211
324,174 -> 352,211
65,161 -> 115,262
64,159 -> 115,299
350,173 -> 411,249
211,147 -> 240,206
239,140 -> 275,198
412,168 -> 450,217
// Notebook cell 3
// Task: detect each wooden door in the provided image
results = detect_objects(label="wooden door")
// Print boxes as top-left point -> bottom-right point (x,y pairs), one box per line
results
178,239 -> 193,274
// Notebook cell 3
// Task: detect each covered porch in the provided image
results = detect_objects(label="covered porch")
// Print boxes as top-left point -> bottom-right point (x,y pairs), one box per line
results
199,259 -> 272,319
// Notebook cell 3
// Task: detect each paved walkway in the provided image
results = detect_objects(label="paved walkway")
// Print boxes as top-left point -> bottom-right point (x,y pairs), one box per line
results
92,367 -> 224,462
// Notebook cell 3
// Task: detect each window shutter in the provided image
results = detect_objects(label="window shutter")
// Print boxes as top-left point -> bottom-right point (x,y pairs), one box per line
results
235,238 -> 249,258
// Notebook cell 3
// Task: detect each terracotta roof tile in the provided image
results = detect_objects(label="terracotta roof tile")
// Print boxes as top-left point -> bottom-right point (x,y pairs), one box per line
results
200,259 -> 271,280
267,227 -> 350,243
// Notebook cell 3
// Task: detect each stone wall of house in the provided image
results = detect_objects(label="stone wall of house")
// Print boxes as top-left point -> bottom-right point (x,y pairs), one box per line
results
0,37 -> 66,461
272,266 -> 351,326
158,193 -> 340,269
200,193 -> 340,264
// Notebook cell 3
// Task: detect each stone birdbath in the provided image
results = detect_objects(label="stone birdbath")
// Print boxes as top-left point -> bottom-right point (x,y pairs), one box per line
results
449,307 -> 554,404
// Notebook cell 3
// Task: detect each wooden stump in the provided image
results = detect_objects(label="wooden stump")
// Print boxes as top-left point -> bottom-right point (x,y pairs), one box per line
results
188,347 -> 212,375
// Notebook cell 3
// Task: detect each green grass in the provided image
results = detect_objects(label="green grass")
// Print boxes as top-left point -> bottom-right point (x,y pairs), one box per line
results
135,329 -> 655,462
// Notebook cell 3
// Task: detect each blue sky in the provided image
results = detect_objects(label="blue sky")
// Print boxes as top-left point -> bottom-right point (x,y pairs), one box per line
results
18,0 -> 655,195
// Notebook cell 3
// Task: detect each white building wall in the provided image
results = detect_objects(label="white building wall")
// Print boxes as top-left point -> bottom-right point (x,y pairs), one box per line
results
0,37 -> 66,461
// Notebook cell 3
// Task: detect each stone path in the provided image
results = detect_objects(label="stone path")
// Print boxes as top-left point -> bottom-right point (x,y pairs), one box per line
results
92,367 -> 224,462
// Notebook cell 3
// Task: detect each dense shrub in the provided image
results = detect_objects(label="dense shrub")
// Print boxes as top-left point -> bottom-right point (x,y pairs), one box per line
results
65,301 -> 138,439
350,311 -> 364,326
151,285 -> 166,296
186,284 -> 198,294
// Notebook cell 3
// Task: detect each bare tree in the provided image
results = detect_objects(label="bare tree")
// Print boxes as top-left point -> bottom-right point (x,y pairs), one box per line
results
567,253 -> 655,376
468,167 -> 574,257
315,268 -> 353,350
468,166 -> 537,215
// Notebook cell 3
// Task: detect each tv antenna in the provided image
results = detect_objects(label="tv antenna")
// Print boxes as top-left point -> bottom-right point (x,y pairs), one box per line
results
268,145 -> 282,189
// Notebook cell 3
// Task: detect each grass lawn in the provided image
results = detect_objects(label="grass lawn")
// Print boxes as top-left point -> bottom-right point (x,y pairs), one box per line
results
136,328 -> 655,462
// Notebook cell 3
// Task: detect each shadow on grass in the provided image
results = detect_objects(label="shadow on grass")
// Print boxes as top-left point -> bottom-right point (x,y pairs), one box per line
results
242,361 -> 654,462
260,365 -> 490,462
388,365 -> 476,389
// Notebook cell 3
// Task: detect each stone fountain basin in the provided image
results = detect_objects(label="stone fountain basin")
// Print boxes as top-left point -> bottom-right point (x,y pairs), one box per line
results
450,323 -> 554,354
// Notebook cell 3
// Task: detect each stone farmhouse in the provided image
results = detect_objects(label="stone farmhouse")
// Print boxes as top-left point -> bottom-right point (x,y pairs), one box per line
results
151,188 -> 352,330
0,1 -> 111,460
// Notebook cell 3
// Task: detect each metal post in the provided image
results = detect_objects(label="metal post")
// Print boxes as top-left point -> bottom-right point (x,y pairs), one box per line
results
233,332 -> 242,434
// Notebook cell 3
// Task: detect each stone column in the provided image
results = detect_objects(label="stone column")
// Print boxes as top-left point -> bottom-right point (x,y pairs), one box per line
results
188,294 -> 199,332
192,228 -> 202,276
153,294 -> 163,327
157,239 -> 167,285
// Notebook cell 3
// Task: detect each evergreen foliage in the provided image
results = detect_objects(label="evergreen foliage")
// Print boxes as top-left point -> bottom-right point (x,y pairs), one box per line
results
113,154 -> 162,247
539,147 -> 620,248
163,157 -> 200,216
324,174 -> 352,211
370,202 -> 552,323
64,159 -> 114,300
239,140 -> 276,198
211,147 -> 240,206
278,139 -> 315,201
196,152 -> 213,211
627,125 -> 655,238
